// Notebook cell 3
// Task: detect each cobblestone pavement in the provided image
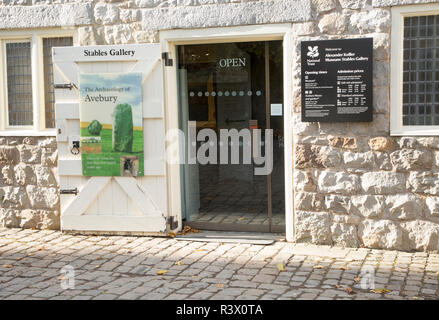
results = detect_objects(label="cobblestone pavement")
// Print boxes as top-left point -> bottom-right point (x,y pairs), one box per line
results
0,228 -> 438,300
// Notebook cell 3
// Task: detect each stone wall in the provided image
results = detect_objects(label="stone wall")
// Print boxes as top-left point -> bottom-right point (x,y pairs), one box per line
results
0,0 -> 439,251
0,0 -> 312,44
0,137 -> 59,229
293,0 -> 439,252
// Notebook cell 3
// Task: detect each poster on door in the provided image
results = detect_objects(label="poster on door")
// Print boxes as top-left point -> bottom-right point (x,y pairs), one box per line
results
79,72 -> 144,177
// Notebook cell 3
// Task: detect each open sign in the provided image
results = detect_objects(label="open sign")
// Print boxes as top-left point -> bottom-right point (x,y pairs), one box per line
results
218,57 -> 246,68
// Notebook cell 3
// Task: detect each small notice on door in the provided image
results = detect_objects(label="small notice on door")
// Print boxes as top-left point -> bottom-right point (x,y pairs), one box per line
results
301,38 -> 373,122
79,72 -> 144,176
270,104 -> 282,116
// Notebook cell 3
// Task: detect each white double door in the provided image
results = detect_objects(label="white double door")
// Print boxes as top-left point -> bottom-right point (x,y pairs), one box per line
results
53,44 -> 168,233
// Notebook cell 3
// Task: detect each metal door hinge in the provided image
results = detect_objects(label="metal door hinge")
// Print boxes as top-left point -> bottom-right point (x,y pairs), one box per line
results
162,52 -> 173,67
54,83 -> 77,90
167,216 -> 178,230
60,188 -> 78,195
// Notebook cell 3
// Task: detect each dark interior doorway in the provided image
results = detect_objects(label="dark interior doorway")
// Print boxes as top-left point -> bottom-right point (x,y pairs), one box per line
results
177,40 -> 285,233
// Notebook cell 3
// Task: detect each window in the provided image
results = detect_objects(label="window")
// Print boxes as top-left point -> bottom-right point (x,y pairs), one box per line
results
6,41 -> 33,126
391,4 -> 439,135
0,30 -> 75,134
43,37 -> 74,129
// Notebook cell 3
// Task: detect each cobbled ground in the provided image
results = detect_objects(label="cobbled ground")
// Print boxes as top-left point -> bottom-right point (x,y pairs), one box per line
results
0,228 -> 438,300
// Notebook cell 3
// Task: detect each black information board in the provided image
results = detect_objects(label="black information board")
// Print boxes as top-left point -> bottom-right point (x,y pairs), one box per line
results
301,38 -> 373,122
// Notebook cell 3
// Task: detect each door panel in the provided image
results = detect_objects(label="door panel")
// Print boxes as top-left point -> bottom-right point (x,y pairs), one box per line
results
53,44 -> 168,233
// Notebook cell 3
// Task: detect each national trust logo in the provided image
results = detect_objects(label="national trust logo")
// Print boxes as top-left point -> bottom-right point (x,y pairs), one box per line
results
307,46 -> 319,58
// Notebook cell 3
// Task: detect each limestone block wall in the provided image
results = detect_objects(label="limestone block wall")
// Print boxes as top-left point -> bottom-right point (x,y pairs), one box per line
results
293,0 -> 439,252
0,0 -> 439,252
0,0 -> 312,44
0,137 -> 59,229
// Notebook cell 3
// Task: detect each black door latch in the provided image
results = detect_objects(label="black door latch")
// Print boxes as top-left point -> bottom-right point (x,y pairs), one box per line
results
54,83 -> 77,90
60,188 -> 78,195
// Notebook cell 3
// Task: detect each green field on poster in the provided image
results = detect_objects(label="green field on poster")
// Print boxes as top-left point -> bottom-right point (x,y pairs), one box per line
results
80,128 -> 144,176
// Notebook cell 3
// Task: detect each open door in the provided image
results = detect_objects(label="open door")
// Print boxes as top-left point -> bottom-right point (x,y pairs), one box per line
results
53,44 -> 168,233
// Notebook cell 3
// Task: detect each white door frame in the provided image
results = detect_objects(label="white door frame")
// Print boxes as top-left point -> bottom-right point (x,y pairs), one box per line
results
160,24 -> 294,241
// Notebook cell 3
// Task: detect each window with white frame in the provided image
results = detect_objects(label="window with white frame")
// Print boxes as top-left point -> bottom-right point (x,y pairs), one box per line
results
391,4 -> 439,135
6,41 -> 33,127
0,31 -> 74,134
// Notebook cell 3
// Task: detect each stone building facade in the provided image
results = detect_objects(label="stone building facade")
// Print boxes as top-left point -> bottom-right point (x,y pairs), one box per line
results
1,0 -> 439,251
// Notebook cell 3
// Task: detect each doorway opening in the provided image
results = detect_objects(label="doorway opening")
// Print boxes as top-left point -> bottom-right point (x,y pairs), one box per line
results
177,40 -> 285,233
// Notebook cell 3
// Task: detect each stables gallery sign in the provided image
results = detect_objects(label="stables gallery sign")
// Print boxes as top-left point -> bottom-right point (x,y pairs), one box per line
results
79,73 -> 144,177
301,38 -> 373,122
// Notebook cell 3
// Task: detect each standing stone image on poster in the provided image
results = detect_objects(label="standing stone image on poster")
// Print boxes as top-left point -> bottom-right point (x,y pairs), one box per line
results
79,72 -> 144,176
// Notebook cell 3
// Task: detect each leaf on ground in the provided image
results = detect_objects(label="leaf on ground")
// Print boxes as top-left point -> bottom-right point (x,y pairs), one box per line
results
175,261 -> 184,266
276,263 -> 285,272
313,265 -> 324,269
345,287 -> 355,294
178,226 -> 199,236
354,277 -> 361,283
238,217 -> 245,221
27,253 -> 33,257
412,296 -> 419,300
95,265 -> 101,269
157,270 -> 168,275
371,288 -> 390,294
336,284 -> 341,289
436,271 -> 439,276
38,246 -> 45,251
14,257 -> 21,261
168,232 -> 176,238
339,266 -> 348,271
263,257 -> 272,262
215,283 -> 224,289
2,264 -> 13,268
58,275 -> 67,280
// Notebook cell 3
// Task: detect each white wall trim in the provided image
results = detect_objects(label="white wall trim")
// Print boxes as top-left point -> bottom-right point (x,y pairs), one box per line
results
0,28 -> 77,135
0,130 -> 56,137
159,24 -> 294,240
